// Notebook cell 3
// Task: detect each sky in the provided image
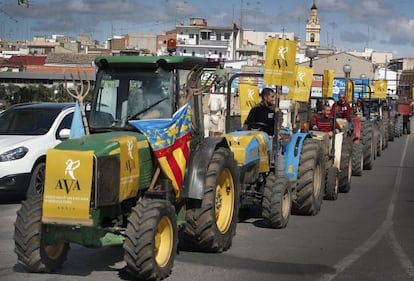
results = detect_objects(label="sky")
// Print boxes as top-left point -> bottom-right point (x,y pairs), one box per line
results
0,0 -> 413,58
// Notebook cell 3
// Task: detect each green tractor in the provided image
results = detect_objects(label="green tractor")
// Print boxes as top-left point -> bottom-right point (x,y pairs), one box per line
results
13,55 -> 240,280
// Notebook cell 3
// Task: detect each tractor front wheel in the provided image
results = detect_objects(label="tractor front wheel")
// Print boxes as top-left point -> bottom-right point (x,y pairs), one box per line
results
262,174 -> 291,229
124,199 -> 178,281
339,137 -> 352,192
351,143 -> 363,176
14,195 -> 70,273
184,147 -> 239,252
292,139 -> 325,216
324,167 -> 339,200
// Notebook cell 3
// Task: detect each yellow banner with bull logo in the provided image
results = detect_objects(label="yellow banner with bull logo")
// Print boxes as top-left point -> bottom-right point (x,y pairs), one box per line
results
264,38 -> 297,87
288,65 -> 313,102
372,79 -> 387,99
112,136 -> 140,201
42,149 -> 94,225
322,69 -> 334,98
239,82 -> 260,125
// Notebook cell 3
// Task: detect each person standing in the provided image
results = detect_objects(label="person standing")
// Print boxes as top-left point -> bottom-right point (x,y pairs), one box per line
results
244,87 -> 277,135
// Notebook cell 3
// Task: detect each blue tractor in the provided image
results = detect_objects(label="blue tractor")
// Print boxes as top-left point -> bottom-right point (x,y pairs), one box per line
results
222,73 -> 325,227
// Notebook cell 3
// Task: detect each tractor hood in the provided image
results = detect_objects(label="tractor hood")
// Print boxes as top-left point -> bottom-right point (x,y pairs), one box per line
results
54,131 -> 149,157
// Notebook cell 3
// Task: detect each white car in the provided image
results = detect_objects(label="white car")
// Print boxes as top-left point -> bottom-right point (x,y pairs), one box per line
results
0,102 -> 76,198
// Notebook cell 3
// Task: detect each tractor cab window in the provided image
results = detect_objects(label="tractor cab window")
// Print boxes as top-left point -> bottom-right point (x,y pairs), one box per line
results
89,68 -> 173,129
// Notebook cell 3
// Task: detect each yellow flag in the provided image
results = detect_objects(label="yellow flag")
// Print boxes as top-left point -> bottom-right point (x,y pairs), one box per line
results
42,149 -> 94,225
372,79 -> 387,99
322,69 -> 334,97
345,79 -> 355,102
288,66 -> 313,102
239,83 -> 260,125
264,38 -> 297,86
112,136 -> 140,201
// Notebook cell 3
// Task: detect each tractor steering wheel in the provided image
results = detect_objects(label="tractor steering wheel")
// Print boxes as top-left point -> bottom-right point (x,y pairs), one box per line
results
247,122 -> 270,132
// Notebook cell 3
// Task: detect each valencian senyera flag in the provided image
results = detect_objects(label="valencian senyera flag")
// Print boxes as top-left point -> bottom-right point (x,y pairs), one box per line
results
129,102 -> 192,197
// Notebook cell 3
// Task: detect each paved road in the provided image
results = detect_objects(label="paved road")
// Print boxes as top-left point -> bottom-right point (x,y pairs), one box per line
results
0,131 -> 413,281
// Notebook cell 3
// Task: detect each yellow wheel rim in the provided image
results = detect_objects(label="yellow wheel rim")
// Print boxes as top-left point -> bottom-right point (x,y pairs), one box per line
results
215,168 -> 235,234
154,216 -> 173,268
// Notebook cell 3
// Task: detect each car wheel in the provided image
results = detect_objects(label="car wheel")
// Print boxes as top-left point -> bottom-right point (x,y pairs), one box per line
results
27,162 -> 45,198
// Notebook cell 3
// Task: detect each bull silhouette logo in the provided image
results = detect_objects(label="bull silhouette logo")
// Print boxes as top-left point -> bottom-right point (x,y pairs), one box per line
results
278,47 -> 289,61
127,140 -> 134,159
65,159 -> 80,180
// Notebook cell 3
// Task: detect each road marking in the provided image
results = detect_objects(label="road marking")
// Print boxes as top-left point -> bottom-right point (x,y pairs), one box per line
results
389,229 -> 414,278
318,135 -> 412,281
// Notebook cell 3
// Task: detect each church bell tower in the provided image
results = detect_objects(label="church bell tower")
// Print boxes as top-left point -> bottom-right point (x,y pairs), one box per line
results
306,0 -> 321,47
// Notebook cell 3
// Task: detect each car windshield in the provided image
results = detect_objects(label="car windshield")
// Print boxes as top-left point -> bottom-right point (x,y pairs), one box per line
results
0,108 -> 60,135
89,68 -> 173,129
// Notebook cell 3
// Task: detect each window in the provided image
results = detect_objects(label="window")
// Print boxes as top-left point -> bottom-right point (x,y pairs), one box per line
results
224,33 -> 230,40
201,32 -> 209,40
216,33 -> 221,41
189,34 -> 194,39
310,33 -> 315,42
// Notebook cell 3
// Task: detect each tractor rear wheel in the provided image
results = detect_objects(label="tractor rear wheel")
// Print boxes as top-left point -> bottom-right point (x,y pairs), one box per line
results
292,139 -> 324,216
184,147 -> 239,252
262,174 -> 291,229
324,167 -> 339,200
339,137 -> 352,192
14,195 -> 69,273
124,199 -> 177,281
351,143 -> 363,176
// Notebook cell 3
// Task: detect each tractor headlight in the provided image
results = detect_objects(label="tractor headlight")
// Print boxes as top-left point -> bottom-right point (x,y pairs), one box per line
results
0,147 -> 29,162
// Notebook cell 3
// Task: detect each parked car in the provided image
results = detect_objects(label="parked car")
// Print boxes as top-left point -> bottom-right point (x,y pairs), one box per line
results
0,102 -> 78,199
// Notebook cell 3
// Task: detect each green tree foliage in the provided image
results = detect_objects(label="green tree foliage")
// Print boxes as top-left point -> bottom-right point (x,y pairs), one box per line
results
0,83 -> 93,109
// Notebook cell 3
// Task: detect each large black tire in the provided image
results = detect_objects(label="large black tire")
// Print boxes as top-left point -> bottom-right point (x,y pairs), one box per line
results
184,147 -> 239,252
292,139 -> 325,216
380,120 -> 388,150
339,137 -> 352,193
14,195 -> 70,273
124,199 -> 178,281
351,143 -> 363,176
262,174 -> 291,229
324,167 -> 339,200
388,123 -> 395,141
374,128 -> 382,157
396,115 -> 403,137
361,121 -> 374,170
26,162 -> 45,198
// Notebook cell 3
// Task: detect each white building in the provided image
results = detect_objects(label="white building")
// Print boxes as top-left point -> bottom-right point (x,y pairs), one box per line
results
175,18 -> 239,60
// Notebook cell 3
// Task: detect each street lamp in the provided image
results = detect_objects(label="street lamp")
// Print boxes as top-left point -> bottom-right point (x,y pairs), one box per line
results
304,46 -> 318,132
343,64 -> 352,79
343,64 -> 353,103
305,46 -> 319,68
